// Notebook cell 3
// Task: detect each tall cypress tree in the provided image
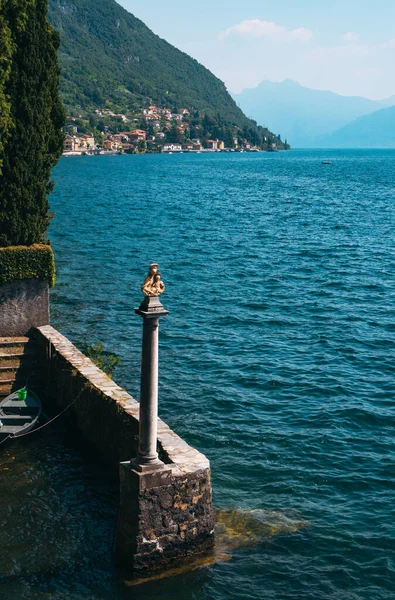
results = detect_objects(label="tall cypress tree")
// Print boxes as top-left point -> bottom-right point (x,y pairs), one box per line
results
0,1 -> 13,174
0,0 -> 65,247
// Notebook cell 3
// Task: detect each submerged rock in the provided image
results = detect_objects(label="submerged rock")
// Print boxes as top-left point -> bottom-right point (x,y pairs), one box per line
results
214,508 -> 308,551
125,507 -> 308,586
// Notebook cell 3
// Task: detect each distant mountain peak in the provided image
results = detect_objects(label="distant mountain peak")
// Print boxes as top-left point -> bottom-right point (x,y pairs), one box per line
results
234,80 -> 389,147
317,104 -> 395,148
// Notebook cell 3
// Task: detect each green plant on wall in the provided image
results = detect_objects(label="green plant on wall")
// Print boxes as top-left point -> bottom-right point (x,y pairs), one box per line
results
87,343 -> 121,379
0,244 -> 56,286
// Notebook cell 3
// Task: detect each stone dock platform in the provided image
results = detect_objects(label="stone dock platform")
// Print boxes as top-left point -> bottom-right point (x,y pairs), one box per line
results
0,326 -> 214,575
0,271 -> 215,576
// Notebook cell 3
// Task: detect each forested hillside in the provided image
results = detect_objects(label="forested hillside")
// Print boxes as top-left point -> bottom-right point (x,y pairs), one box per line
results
47,0 -> 273,139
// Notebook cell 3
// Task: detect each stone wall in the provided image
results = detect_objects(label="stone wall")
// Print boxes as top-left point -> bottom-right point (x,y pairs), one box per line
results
33,325 -> 215,574
0,280 -> 49,336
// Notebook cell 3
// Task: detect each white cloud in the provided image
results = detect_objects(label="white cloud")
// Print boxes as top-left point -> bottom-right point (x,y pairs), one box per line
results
219,19 -> 313,43
383,38 -> 395,48
342,32 -> 359,43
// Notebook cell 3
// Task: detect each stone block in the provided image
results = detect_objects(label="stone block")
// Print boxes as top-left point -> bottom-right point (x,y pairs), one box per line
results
117,461 -> 215,574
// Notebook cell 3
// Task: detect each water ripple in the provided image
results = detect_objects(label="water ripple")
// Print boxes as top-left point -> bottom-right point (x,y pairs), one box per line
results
1,150 -> 394,599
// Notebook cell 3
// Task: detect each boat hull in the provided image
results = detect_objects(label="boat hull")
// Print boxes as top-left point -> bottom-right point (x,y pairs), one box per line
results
0,390 -> 42,441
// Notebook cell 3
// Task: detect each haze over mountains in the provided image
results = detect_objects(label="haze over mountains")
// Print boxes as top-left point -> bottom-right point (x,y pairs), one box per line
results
234,80 -> 395,148
317,104 -> 395,148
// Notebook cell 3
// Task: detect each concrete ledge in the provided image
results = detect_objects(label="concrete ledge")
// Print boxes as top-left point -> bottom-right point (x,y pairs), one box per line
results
33,325 -> 214,574
0,280 -> 49,336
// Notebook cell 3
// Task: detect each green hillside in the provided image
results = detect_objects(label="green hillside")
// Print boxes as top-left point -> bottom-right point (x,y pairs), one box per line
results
47,0 -> 272,137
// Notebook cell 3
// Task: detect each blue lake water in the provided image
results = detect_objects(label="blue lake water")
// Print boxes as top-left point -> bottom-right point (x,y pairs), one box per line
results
1,150 -> 395,599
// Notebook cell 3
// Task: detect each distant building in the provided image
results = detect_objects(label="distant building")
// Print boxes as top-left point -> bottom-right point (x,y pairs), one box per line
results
103,138 -> 117,150
79,134 -> 95,148
163,143 -> 182,152
64,135 -> 79,152
207,139 -> 218,150
64,133 -> 96,152
144,113 -> 161,121
129,129 -> 147,141
114,114 -> 128,122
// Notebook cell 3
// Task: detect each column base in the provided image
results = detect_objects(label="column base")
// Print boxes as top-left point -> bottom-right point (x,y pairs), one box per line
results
130,457 -> 167,473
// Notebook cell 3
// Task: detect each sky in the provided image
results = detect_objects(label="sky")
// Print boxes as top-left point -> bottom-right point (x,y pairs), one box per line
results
118,0 -> 395,100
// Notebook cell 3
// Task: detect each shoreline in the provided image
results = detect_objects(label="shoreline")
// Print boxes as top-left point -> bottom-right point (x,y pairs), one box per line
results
62,148 -> 276,157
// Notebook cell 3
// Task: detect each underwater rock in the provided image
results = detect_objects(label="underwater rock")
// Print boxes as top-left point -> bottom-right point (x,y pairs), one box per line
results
125,507 -> 308,586
214,508 -> 308,551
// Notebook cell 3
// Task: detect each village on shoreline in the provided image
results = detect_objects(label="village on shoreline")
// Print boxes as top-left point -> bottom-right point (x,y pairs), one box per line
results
63,104 -> 283,156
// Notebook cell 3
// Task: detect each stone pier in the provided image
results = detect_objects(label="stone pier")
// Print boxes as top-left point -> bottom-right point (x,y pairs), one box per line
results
116,265 -> 214,573
4,259 -> 215,576
31,289 -> 214,575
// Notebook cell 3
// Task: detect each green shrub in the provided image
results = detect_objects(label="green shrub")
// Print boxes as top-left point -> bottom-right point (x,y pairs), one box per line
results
87,343 -> 121,379
0,244 -> 56,287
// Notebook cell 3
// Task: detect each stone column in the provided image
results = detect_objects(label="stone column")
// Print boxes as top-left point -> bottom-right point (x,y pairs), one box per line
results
116,266 -> 215,575
133,295 -> 168,470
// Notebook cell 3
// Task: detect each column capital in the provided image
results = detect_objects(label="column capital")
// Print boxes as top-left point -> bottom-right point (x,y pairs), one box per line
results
134,295 -> 169,319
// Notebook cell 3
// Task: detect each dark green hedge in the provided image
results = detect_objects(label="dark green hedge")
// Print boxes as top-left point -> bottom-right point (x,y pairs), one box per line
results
0,245 -> 55,287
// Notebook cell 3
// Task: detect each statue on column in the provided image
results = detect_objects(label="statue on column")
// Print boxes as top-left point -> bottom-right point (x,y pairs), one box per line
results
141,264 -> 166,297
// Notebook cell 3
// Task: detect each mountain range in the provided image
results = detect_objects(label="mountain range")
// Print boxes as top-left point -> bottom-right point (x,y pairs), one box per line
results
234,80 -> 395,148
317,104 -> 395,148
47,0 -> 281,146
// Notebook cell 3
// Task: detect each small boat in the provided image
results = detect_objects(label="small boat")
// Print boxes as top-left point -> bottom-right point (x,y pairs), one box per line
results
321,161 -> 332,165
0,389 -> 42,441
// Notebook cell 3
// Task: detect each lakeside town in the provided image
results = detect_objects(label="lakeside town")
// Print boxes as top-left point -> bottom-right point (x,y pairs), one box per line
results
63,104 -> 284,156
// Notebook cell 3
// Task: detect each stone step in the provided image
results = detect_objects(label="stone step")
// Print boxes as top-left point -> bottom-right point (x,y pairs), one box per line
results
0,370 -> 35,382
0,358 -> 24,370
0,382 -> 41,399
0,337 -> 30,347
0,359 -> 40,374
0,343 -> 38,357
0,377 -> 39,396
0,372 -> 16,383
0,382 -> 13,397
0,350 -> 37,361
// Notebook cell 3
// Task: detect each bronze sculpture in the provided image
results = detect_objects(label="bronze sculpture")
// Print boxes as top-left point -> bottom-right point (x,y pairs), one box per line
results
141,263 -> 166,297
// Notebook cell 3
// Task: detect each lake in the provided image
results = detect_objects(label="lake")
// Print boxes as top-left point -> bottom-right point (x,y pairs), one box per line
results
1,150 -> 394,599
